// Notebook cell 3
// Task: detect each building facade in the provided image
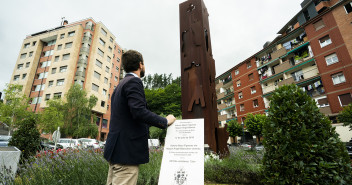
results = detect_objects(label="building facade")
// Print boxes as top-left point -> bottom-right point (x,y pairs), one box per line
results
216,0 -> 352,132
9,18 -> 123,141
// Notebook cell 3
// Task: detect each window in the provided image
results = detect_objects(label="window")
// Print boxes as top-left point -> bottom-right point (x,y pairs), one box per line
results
103,89 -> 107,95
105,66 -> 110,73
344,2 -> 352,14
248,73 -> 254,81
325,53 -> 339,66
238,92 -> 243,99
44,50 -> 54,57
60,66 -> 67,72
317,97 -> 329,107
291,70 -> 304,82
319,35 -> 332,48
251,86 -> 256,94
57,44 -> 62,50
41,61 -> 51,68
101,101 -> 105,107
112,63 -> 114,68
55,56 -> 60,62
94,71 -> 101,79
338,93 -> 352,106
235,69 -> 239,75
68,31 -> 75,37
65,42 -> 73,49
110,37 -> 113,43
34,84 -> 45,91
24,43 -> 30,48
52,68 -> 57,74
13,75 -> 20,81
303,10 -> 311,21
240,104 -> 244,112
114,76 -> 118,81
45,94 -> 50,101
54,92 -> 62,99
116,66 -> 119,71
253,99 -> 259,108
32,97 -> 42,104
313,19 -> 325,31
118,49 -> 121,53
20,53 -> 27,59
101,28 -> 107,36
117,57 -> 120,62
236,80 -> 241,87
57,79 -> 64,86
92,83 -> 99,92
104,77 -> 108,84
29,52 -> 33,57
99,38 -> 106,46
247,61 -> 252,69
48,81 -> 53,87
95,59 -> 102,68
107,56 -> 111,62
26,62 -> 30,68
332,72 -> 346,85
102,119 -> 108,128
108,46 -> 112,52
38,72 -> 48,79
32,41 -> 37,46
63,53 -> 70,60
22,73 -> 27,79
60,34 -> 65,39
46,40 -> 56,46
98,49 -> 104,57
17,64 -> 24,69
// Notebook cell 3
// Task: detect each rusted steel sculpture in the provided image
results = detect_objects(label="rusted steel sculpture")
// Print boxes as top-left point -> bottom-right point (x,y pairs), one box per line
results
179,0 -> 229,156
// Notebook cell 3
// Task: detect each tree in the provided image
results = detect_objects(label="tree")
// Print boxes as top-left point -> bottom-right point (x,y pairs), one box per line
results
338,103 -> 352,131
262,84 -> 351,184
0,84 -> 33,135
8,116 -> 40,162
244,113 -> 267,144
226,119 -> 243,144
38,99 -> 64,135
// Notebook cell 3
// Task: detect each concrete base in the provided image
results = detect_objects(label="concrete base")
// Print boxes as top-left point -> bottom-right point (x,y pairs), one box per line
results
0,146 -> 21,180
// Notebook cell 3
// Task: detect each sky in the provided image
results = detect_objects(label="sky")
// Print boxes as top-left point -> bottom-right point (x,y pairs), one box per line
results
0,0 -> 303,95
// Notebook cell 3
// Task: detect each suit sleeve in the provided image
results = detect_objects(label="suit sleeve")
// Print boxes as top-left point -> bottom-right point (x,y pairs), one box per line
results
125,78 -> 168,129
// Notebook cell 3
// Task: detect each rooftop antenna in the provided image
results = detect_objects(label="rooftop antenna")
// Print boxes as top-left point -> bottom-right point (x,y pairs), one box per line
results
61,17 -> 65,26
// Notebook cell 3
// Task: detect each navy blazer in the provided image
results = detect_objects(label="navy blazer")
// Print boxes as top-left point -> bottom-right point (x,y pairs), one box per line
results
104,74 -> 167,165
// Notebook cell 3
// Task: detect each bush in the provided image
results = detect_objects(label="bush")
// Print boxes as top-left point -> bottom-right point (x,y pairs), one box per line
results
8,117 -> 40,162
338,103 -> 352,131
262,84 -> 352,184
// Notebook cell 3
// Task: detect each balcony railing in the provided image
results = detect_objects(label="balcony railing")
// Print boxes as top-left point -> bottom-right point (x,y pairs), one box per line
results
319,106 -> 332,115
217,104 -> 227,110
217,92 -> 225,99
218,114 -> 227,122
216,82 -> 223,89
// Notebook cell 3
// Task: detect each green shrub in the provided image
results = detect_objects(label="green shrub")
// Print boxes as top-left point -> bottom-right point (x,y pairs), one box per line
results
262,84 -> 352,184
338,103 -> 352,131
8,117 -> 40,162
226,119 -> 243,140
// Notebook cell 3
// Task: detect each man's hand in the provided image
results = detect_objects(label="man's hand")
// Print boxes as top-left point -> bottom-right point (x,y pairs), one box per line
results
166,114 -> 176,126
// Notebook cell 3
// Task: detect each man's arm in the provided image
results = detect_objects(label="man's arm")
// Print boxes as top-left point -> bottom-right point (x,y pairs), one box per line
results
125,78 -> 175,129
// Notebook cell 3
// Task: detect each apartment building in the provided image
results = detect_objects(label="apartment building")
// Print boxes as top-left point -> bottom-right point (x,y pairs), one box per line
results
9,18 -> 123,141
216,0 -> 352,128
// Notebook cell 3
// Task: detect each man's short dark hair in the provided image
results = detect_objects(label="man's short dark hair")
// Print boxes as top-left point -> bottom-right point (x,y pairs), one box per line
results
122,50 -> 143,73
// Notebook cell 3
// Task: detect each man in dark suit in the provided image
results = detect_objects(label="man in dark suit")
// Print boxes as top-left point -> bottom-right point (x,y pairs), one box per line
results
104,50 -> 176,185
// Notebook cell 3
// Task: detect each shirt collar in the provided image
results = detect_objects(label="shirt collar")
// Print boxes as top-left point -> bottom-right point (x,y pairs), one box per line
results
127,72 -> 139,78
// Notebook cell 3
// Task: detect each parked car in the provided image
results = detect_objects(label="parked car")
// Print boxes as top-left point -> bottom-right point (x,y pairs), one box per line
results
0,135 -> 11,147
78,138 -> 101,149
58,138 -> 79,149
241,143 -> 253,150
255,143 -> 264,151
148,139 -> 160,149
346,142 -> 352,159
40,138 -> 63,150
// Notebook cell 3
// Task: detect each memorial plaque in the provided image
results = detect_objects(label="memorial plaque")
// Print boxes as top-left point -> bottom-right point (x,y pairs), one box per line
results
158,119 -> 204,185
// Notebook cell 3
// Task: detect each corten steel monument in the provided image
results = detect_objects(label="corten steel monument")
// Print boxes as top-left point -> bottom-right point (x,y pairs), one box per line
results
179,0 -> 229,155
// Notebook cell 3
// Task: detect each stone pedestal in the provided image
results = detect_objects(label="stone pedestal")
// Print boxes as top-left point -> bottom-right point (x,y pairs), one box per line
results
0,146 -> 21,180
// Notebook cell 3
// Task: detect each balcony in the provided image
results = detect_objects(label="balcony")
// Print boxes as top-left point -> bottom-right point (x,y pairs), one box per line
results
319,106 -> 332,115
217,92 -> 225,99
315,0 -> 330,13
271,47 -> 287,59
216,82 -> 223,89
82,36 -> 92,43
274,61 -> 291,74
218,114 -> 227,122
80,46 -> 90,54
278,77 -> 294,86
217,104 -> 227,110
